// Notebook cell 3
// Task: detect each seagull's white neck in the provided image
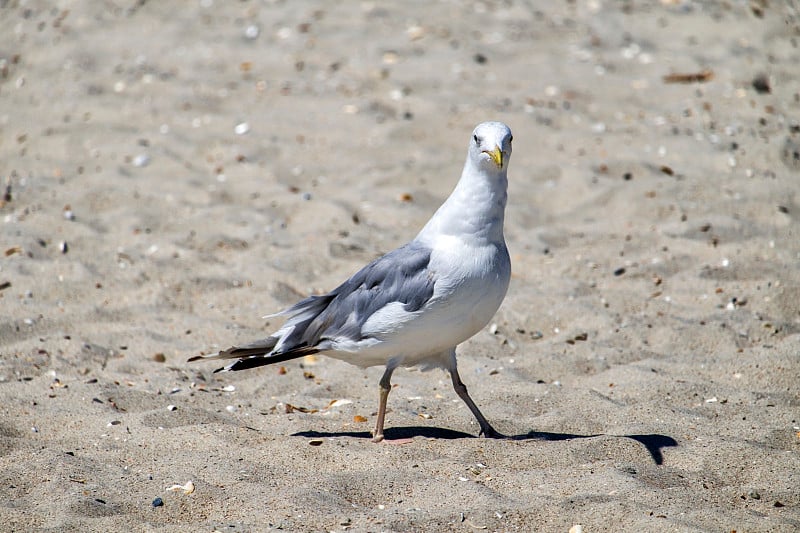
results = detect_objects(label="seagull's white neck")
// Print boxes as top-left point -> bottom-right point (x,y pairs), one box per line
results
416,155 -> 508,245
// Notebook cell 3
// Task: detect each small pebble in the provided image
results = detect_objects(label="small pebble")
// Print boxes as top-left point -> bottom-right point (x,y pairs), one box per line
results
152,497 -> 163,507
406,25 -> 425,40
167,405 -> 177,411
781,137 -> 800,171
234,122 -> 250,135
132,154 -> 150,167
166,480 -> 195,494
244,25 -> 260,39
59,241 -> 68,254
751,74 -> 770,94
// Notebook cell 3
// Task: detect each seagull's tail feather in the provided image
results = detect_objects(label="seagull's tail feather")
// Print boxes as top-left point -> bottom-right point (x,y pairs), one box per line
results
215,345 -> 320,373
187,336 -> 280,363
189,292 -> 338,370
188,336 -> 321,373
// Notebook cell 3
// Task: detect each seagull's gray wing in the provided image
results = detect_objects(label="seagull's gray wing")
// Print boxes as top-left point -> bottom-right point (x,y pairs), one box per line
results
192,241 -> 437,372
279,241 -> 436,349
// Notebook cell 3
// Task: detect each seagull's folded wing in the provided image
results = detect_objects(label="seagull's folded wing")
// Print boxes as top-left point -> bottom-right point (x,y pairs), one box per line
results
275,241 -> 437,351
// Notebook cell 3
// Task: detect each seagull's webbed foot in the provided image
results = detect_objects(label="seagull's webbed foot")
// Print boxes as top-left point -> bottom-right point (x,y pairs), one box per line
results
479,425 -> 509,439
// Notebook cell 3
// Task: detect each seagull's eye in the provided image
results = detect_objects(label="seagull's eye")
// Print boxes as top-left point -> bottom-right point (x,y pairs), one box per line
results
473,135 -> 480,144
509,135 -> 513,143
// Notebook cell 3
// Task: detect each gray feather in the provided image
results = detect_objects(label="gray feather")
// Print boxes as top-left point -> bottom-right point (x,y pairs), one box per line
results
279,241 -> 435,348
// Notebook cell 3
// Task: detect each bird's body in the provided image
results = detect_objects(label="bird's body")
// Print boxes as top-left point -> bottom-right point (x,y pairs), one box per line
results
190,121 -> 513,441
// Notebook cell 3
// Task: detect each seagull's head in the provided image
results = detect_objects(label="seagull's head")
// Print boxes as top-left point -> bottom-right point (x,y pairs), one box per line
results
470,121 -> 513,171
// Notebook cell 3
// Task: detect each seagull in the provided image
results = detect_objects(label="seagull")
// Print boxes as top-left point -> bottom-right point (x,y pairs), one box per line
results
190,121 -> 513,442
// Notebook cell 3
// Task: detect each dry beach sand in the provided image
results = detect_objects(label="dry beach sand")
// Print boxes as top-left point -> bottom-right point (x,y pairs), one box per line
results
2,1 -> 799,531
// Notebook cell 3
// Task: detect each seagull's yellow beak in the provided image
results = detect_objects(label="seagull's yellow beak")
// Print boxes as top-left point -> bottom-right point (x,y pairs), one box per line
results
484,145 -> 503,167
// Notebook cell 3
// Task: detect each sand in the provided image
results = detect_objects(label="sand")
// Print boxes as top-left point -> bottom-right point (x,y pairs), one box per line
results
1,1 -> 799,531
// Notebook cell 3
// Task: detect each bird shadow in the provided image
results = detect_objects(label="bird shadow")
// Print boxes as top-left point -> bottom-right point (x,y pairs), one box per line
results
294,426 -> 474,441
517,431 -> 678,465
293,427 -> 677,465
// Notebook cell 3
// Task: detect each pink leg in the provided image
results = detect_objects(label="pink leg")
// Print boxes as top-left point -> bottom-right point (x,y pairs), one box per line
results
372,367 -> 395,442
449,366 -> 504,438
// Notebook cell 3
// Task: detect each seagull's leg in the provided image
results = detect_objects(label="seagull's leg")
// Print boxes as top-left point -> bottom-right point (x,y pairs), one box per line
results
372,366 -> 395,443
449,363 -> 504,438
